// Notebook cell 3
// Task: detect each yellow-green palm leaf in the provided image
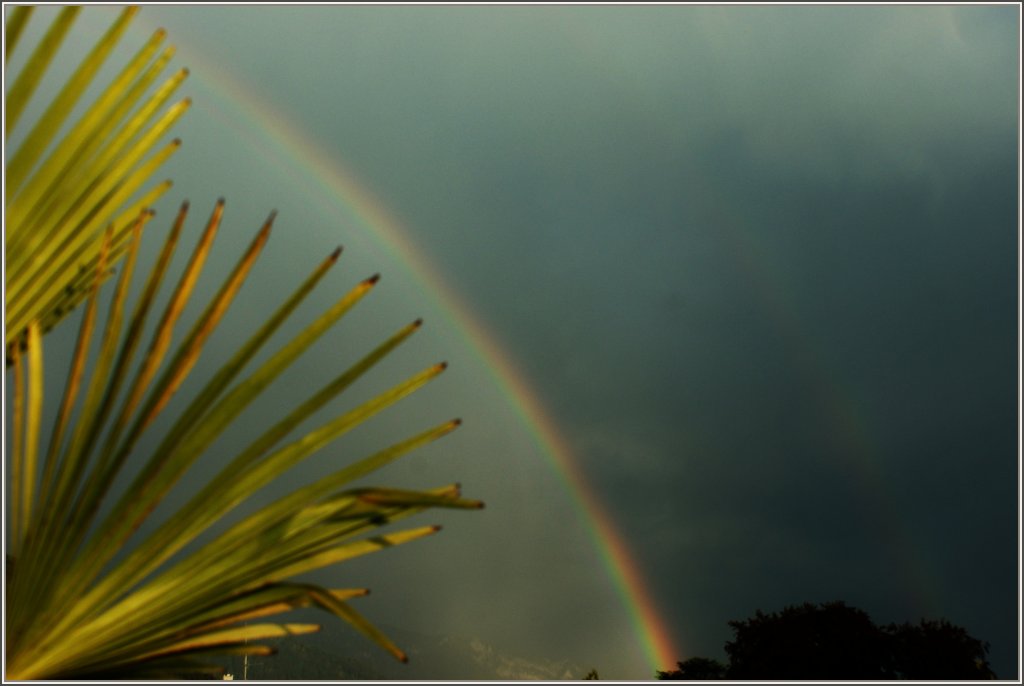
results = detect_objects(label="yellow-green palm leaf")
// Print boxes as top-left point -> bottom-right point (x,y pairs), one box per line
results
5,8 -> 481,680
5,6 -> 186,349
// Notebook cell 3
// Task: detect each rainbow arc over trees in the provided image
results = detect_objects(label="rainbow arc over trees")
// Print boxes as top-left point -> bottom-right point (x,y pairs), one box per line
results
173,50 -> 682,671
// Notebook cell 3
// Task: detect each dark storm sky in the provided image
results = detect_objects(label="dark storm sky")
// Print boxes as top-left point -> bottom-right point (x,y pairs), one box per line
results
7,3 -> 1020,680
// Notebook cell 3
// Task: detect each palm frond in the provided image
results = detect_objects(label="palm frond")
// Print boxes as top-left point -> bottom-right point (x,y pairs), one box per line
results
5,199 -> 481,680
5,7 -> 481,680
5,7 -> 185,348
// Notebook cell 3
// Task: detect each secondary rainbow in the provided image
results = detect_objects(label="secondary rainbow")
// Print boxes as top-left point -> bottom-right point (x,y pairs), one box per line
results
681,159 -> 945,621
174,40 -> 682,671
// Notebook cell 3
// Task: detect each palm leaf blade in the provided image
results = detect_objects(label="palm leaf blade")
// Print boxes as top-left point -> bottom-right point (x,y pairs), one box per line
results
4,6 -> 78,134
310,590 -> 408,663
6,24 -> 171,242
6,6 -> 137,195
4,5 -> 35,59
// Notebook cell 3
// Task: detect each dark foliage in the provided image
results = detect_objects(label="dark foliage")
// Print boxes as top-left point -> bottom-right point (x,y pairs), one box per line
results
725,601 -> 890,679
657,601 -> 996,680
656,656 -> 727,680
884,618 -> 996,680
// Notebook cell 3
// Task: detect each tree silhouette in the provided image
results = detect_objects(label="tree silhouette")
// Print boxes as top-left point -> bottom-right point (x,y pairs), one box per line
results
656,657 -> 726,680
656,601 -> 996,680
885,618 -> 996,680
725,601 -> 890,679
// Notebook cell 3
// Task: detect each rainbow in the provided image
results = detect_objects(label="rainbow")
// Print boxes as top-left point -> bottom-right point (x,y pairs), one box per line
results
160,29 -> 682,672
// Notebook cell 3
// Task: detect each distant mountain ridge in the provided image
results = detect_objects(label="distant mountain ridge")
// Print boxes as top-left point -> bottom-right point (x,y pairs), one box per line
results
221,620 -> 589,680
